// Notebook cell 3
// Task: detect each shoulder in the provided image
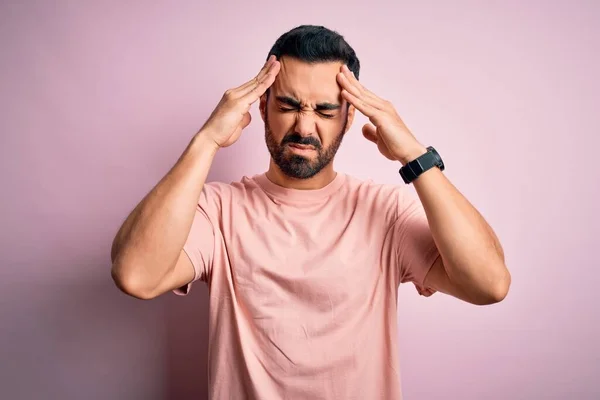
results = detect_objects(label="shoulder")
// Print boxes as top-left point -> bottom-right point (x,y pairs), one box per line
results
200,174 -> 265,203
342,174 -> 400,197
341,173 -> 423,219
340,173 -> 407,219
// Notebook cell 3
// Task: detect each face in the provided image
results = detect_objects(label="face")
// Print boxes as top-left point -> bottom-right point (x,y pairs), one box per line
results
260,57 -> 355,179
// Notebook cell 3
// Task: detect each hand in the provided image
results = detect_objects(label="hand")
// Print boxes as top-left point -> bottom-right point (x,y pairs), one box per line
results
336,65 -> 427,164
199,55 -> 281,148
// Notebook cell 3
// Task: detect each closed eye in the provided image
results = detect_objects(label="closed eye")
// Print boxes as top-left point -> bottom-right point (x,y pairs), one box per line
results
278,107 -> 335,119
318,112 -> 335,119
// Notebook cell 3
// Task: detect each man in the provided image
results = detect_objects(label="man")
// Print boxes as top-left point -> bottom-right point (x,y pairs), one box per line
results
111,25 -> 510,399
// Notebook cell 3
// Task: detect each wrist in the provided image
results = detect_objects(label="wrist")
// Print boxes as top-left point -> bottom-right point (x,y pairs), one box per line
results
190,130 -> 220,156
396,144 -> 428,165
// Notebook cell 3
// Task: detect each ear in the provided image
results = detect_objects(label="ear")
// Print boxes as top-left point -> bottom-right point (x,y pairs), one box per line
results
344,104 -> 356,133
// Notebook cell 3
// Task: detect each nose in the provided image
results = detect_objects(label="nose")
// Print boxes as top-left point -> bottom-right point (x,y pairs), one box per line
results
294,111 -> 317,138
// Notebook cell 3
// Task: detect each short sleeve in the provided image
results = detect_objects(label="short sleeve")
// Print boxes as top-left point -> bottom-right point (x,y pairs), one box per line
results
391,188 -> 440,297
173,183 -> 221,296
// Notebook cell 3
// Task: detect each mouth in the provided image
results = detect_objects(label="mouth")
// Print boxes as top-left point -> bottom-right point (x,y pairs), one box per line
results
288,143 -> 315,150
287,143 -> 316,156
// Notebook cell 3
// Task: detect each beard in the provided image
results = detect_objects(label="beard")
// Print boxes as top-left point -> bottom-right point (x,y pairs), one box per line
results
264,108 -> 348,180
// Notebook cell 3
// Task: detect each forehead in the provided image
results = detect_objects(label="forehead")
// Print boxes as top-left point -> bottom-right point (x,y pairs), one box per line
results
271,56 -> 344,105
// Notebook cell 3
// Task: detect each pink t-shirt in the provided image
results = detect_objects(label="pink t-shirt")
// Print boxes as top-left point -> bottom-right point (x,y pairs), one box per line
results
176,172 -> 439,399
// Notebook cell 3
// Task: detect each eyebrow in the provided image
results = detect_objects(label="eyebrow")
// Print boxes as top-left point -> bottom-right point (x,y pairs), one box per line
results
275,95 -> 341,111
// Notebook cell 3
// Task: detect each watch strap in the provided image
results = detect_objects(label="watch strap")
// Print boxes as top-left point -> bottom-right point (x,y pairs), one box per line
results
399,146 -> 444,184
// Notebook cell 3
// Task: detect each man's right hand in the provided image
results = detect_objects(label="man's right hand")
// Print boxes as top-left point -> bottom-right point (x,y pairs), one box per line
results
110,56 -> 280,300
199,55 -> 281,148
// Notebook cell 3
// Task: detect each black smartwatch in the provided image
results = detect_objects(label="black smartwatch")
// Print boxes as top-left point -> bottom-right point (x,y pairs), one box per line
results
398,146 -> 445,184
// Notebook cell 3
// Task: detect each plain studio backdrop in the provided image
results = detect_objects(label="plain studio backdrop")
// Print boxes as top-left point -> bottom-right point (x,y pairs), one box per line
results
1,1 -> 598,399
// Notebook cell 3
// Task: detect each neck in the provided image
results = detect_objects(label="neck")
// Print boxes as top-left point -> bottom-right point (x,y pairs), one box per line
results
265,160 -> 337,190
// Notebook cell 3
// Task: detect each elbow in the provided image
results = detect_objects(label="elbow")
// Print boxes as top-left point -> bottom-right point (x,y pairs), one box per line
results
486,282 -> 510,305
479,266 -> 511,305
111,261 -> 158,300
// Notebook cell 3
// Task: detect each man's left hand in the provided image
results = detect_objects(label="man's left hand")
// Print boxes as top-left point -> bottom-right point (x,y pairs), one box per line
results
337,64 -> 427,165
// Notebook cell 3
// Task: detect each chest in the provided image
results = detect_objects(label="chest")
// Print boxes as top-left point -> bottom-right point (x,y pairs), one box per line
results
221,201 -> 391,317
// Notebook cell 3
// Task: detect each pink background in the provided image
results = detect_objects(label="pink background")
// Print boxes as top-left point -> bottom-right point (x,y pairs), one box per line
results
1,1 -> 599,399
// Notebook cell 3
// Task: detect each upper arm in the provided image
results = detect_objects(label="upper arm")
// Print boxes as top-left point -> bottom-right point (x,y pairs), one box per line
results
171,205 -> 216,296
423,257 -> 479,304
391,188 -> 440,296
154,207 -> 215,297
145,202 -> 216,298
424,256 -> 511,305
155,250 -> 197,296
168,182 -> 224,296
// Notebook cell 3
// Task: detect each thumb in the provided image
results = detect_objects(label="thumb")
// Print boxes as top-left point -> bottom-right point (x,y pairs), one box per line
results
362,123 -> 378,143
241,112 -> 252,129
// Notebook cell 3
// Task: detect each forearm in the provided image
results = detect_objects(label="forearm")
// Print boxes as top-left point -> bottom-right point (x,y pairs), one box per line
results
111,132 -> 218,291
334,64 -> 510,300
411,166 -> 510,298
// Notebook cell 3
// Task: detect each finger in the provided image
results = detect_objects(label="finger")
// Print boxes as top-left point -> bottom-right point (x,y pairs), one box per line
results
341,64 -> 370,94
240,60 -> 281,104
339,65 -> 388,109
362,123 -> 378,143
233,56 -> 275,94
341,88 -> 378,118
337,71 -> 362,97
337,72 -> 387,112
232,55 -> 276,95
238,59 -> 280,99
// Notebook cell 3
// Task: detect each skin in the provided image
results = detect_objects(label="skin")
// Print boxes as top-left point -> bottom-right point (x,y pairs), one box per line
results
110,57 -> 282,299
259,56 -> 355,189
111,54 -> 510,306
335,63 -> 511,305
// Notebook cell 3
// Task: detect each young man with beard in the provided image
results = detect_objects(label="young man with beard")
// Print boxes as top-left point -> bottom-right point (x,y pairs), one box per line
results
111,25 -> 511,399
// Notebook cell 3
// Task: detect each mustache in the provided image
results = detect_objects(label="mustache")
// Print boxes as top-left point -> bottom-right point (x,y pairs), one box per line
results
281,133 -> 322,149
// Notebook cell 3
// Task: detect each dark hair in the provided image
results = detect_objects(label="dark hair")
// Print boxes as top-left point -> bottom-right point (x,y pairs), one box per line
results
266,24 -> 360,85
